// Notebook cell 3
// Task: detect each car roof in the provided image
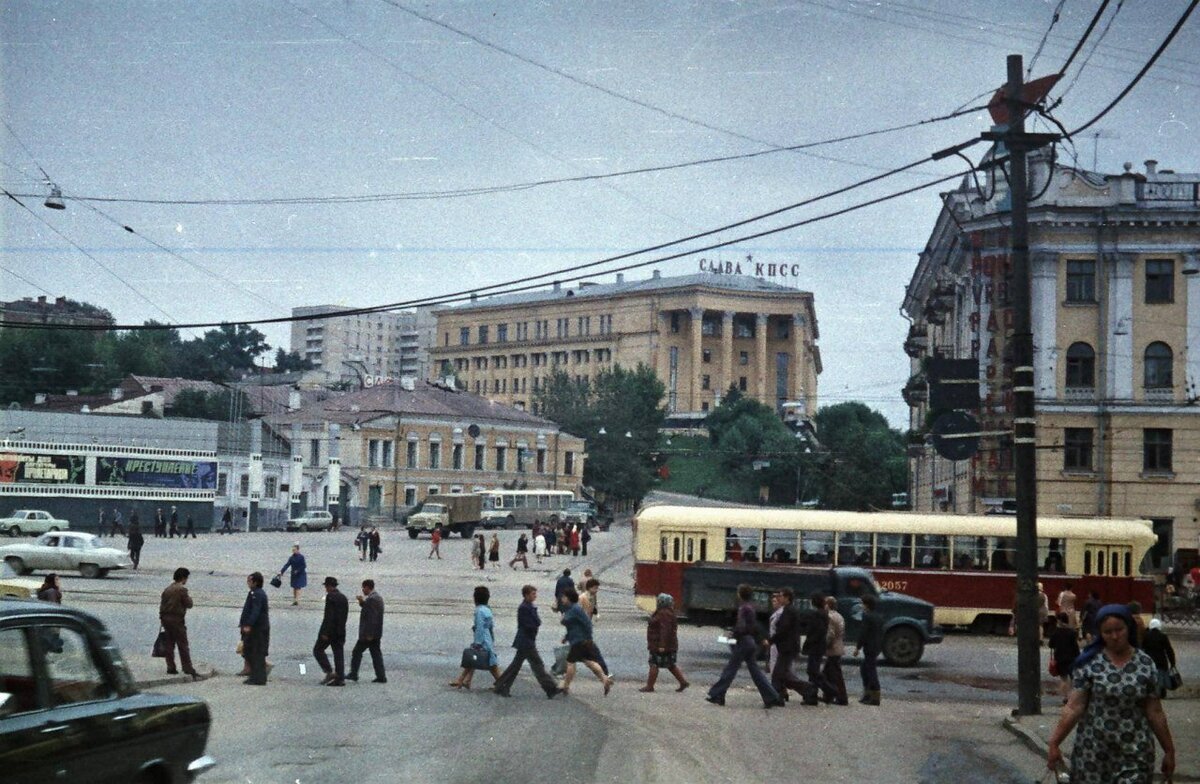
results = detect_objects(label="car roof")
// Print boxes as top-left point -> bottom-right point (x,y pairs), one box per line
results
0,599 -> 107,629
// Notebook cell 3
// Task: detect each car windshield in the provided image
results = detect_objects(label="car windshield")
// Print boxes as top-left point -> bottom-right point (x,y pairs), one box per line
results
423,504 -> 445,514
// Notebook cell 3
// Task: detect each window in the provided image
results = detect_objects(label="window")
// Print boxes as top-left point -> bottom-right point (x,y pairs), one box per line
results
478,325 -> 489,344
1144,342 -> 1173,388
495,446 -> 507,472
990,539 -> 1017,571
564,451 -> 576,475
453,444 -> 464,470
497,324 -> 508,343
406,441 -> 418,469
368,439 -> 380,468
915,534 -> 949,569
368,485 -> 382,513
836,531 -> 872,566
951,536 -> 989,570
474,444 -> 486,471
701,375 -> 710,390
734,316 -> 755,338
43,625 -> 113,706
309,439 -> 321,467
382,441 -> 394,468
459,327 -> 470,346
875,533 -> 912,567
536,448 -> 546,473
800,531 -> 835,564
1144,428 -> 1172,472
429,441 -> 441,469
1145,259 -> 1174,303
264,476 -> 278,499
1039,539 -> 1066,573
739,351 -> 749,366
702,349 -> 712,363
763,529 -> 798,563
1065,342 -> 1095,388
670,313 -> 680,333
404,487 -> 416,506
217,473 -> 228,495
516,448 -> 527,473
0,627 -> 35,713
738,376 -> 748,391
1065,260 -> 1096,303
701,316 -> 718,336
1063,428 -> 1094,471
239,474 -> 250,498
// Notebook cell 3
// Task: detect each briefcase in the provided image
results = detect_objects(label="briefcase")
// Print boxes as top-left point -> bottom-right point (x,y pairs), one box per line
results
461,644 -> 489,670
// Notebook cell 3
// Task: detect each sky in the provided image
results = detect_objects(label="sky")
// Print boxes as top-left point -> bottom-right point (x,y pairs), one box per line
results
2,0 -> 1198,427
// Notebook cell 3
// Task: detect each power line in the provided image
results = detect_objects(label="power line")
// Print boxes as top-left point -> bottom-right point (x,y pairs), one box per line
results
1027,0 -> 1068,77
1056,0 -> 1111,77
2,190 -> 177,324
0,119 -> 52,184
1067,0 -> 1199,138
5,166 -> 967,332
0,264 -> 54,296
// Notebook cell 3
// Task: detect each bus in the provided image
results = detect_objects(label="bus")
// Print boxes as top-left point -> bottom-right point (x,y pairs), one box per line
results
479,490 -> 575,529
634,505 -> 1157,630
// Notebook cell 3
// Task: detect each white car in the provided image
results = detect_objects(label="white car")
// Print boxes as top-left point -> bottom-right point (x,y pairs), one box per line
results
0,509 -> 70,537
0,532 -> 132,579
286,510 -> 334,532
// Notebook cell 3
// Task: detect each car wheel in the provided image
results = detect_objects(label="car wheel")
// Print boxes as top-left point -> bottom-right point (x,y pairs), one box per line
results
97,568 -> 111,578
506,515 -> 516,529
299,524 -> 309,532
79,563 -> 101,579
882,626 -> 924,667
408,529 -> 419,539
5,556 -> 28,575
8,526 -> 20,537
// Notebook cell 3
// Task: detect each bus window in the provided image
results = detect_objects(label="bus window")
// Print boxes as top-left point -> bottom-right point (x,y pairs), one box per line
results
876,533 -> 911,567
1038,539 -> 1066,573
764,530 -> 798,563
1083,549 -> 1092,574
915,535 -> 949,568
1124,550 -> 1132,576
952,536 -> 988,570
727,528 -> 760,562
837,532 -> 872,566
514,495 -> 526,509
991,539 -> 1017,571
801,531 -> 835,564
1111,551 -> 1120,577
699,538 -> 708,562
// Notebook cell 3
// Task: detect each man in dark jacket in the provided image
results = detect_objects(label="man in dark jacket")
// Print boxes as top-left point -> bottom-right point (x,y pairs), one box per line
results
240,572 -> 270,685
798,591 -> 835,705
853,594 -> 884,705
554,568 -> 573,612
706,584 -> 785,708
768,588 -> 809,702
160,567 -> 198,678
492,585 -> 561,698
314,576 -> 349,686
348,579 -> 386,683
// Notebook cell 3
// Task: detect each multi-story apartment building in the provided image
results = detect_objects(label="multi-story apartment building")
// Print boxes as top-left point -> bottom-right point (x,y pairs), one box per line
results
903,155 -> 1200,571
430,271 -> 820,425
289,305 -> 423,385
0,295 -> 114,327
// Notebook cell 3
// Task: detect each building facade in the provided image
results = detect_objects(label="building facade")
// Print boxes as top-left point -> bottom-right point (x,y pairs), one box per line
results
903,155 -> 1200,571
430,271 -> 821,425
266,379 -> 586,524
0,296 -> 114,328
289,305 -> 423,385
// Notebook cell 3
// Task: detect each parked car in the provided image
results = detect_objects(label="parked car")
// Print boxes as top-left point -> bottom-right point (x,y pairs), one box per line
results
0,532 -> 133,579
0,510 -> 70,537
0,601 -> 215,783
286,510 -> 334,532
0,561 -> 40,599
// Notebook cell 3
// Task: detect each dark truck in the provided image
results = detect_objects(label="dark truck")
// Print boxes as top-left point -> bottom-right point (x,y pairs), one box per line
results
681,562 -> 942,666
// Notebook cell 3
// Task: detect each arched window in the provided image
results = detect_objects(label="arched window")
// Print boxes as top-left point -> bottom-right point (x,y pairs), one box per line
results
1065,342 -> 1095,388
1144,342 -> 1173,388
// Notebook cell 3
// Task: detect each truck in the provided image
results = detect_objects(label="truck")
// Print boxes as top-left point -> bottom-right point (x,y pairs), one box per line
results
406,494 -> 482,539
680,562 -> 943,667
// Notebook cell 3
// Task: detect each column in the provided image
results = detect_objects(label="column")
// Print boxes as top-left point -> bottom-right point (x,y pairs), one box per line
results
755,313 -> 768,402
248,423 -> 262,532
791,313 -> 806,405
1106,252 -> 1134,401
1186,252 -> 1200,399
720,311 -> 735,401
1030,252 -> 1058,399
689,306 -> 704,412
327,423 -> 342,521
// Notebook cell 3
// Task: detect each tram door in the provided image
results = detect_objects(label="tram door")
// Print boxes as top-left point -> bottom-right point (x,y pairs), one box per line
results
660,531 -> 709,563
1081,544 -> 1134,577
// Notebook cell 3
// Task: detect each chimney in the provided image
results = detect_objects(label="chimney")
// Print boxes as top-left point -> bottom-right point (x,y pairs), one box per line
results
579,281 -> 597,288
37,295 -> 46,304
110,387 -> 123,400
1144,159 -> 1158,176
616,273 -> 624,283
552,281 -> 561,291
288,389 -> 301,411
55,296 -> 66,306
651,269 -> 661,279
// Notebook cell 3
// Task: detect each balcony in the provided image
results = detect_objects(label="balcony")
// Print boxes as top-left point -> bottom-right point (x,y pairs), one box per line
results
1143,386 -> 1175,404
902,373 -> 928,407
1136,179 -> 1199,204
1063,386 -> 1096,402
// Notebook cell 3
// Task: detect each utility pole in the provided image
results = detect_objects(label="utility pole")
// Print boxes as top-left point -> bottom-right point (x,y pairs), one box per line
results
983,54 -> 1058,717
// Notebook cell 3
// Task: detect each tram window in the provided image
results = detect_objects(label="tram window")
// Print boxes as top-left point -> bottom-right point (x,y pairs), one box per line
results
764,529 -> 798,563
699,538 -> 708,561
1124,551 -> 1132,576
991,539 -> 1017,571
1096,550 -> 1105,576
672,537 -> 681,562
686,538 -> 694,562
800,531 -> 836,564
837,532 -> 872,566
952,536 -> 989,570
1038,539 -> 1066,573
915,535 -> 949,569
1083,549 -> 1092,575
1111,551 -> 1120,577
727,528 -> 761,562
660,537 -> 668,561
876,534 -> 912,567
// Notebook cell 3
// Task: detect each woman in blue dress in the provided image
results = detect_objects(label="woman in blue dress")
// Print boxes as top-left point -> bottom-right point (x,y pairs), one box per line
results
1047,604 -> 1175,783
278,543 -> 307,606
449,585 -> 502,689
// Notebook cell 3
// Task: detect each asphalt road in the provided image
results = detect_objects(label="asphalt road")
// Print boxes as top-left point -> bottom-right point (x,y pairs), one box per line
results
52,525 -> 1192,783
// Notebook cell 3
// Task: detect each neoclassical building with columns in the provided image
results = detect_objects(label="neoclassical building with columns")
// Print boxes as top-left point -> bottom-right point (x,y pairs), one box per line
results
903,154 -> 1200,572
430,270 -> 820,425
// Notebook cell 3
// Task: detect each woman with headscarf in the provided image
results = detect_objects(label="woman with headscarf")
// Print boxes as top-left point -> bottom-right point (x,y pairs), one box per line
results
639,593 -> 688,693
1046,604 -> 1175,782
1141,618 -> 1177,698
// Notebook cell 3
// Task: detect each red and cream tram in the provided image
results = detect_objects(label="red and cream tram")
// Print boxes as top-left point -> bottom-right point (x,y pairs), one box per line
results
634,505 -> 1157,630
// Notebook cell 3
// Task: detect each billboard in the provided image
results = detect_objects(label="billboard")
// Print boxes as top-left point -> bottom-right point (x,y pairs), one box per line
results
0,453 -> 86,485
97,456 -> 218,490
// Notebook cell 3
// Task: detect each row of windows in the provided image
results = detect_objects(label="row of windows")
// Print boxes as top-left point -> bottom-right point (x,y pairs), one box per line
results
217,474 -> 280,499
1065,341 -> 1175,389
1063,427 -> 1173,473
448,348 -> 613,373
701,348 -> 752,365
451,314 -> 616,347
1066,258 -> 1176,305
365,438 -> 577,476
671,313 -> 788,339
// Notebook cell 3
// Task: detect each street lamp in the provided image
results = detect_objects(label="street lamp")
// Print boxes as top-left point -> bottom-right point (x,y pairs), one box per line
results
44,184 -> 65,210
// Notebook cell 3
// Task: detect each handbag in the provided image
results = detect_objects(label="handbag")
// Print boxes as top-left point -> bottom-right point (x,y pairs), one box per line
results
460,644 -> 488,670
551,644 -> 570,676
269,575 -> 283,588
1167,665 -> 1182,691
152,628 -> 169,658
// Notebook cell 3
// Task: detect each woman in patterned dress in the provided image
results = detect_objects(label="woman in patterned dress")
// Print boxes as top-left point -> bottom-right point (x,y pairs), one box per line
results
1046,604 -> 1175,783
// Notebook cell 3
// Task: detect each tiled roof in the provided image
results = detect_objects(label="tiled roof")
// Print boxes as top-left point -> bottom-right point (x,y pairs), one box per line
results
434,272 -> 810,312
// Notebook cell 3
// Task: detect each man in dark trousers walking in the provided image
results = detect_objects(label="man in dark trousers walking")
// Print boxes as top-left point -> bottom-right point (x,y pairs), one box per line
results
347,579 -> 386,683
706,584 -> 784,708
154,507 -> 166,538
169,506 -> 180,538
160,567 -> 199,678
853,594 -> 883,705
240,572 -> 270,685
220,508 -> 234,534
184,514 -> 196,538
492,585 -> 561,698
554,568 -> 573,612
798,591 -> 836,705
314,576 -> 349,686
768,588 -> 809,702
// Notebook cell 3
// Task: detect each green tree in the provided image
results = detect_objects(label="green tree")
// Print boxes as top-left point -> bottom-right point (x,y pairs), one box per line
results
812,402 -> 907,511
705,390 -> 804,502
0,326 -> 106,404
170,387 -> 248,420
273,348 -> 314,373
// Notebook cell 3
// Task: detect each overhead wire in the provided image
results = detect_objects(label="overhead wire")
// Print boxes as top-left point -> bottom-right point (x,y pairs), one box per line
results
1027,0 -> 1068,77
1055,0 -> 1112,79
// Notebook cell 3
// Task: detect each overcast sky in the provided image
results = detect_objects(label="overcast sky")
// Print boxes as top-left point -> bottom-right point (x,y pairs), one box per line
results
2,0 -> 1197,426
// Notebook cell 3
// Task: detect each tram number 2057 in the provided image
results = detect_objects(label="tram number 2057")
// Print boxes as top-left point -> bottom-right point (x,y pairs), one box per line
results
878,579 -> 908,592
